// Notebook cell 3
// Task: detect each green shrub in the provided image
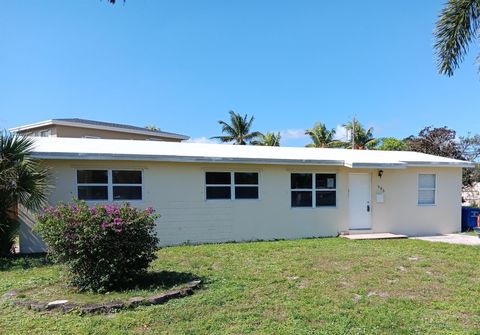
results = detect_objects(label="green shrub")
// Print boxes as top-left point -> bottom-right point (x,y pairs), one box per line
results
35,201 -> 159,292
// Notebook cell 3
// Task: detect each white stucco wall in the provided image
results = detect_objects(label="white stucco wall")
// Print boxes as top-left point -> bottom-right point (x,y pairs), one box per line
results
19,160 -> 463,253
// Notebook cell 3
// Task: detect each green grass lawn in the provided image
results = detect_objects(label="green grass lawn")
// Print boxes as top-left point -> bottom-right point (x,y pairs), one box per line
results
1,237 -> 480,335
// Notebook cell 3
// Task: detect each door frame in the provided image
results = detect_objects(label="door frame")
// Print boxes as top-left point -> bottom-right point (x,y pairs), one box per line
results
348,173 -> 372,230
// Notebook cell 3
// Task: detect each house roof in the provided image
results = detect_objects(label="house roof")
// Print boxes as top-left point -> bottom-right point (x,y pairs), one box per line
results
9,118 -> 189,141
29,137 -> 475,168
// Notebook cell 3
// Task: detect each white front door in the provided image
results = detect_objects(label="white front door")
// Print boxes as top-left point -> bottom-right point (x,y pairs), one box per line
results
348,173 -> 372,230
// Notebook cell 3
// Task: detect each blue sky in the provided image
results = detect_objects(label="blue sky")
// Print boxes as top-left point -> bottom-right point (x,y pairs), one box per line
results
1,1 -> 478,146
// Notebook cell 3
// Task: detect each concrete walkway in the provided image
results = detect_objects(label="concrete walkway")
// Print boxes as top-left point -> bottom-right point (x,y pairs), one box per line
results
342,233 -> 408,240
411,234 -> 480,246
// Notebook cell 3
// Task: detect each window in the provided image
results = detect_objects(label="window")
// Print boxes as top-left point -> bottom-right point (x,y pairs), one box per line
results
40,129 -> 51,137
418,174 -> 436,205
77,170 -> 108,201
291,173 -> 313,207
112,170 -> 142,200
291,173 -> 336,207
234,172 -> 259,199
315,173 -> 336,206
77,170 -> 142,201
205,172 -> 259,200
206,172 -> 231,199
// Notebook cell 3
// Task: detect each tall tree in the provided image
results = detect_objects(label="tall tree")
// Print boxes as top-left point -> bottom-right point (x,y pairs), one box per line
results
343,121 -> 378,150
305,123 -> 338,148
211,111 -> 262,145
0,133 -> 49,255
404,126 -> 463,159
251,132 -> 281,146
376,137 -> 409,151
458,133 -> 480,186
434,0 -> 480,76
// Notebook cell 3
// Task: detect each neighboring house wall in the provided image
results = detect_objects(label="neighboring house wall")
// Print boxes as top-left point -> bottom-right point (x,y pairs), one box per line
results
18,160 -> 463,252
17,125 -> 181,142
54,125 -> 182,141
18,126 -> 58,137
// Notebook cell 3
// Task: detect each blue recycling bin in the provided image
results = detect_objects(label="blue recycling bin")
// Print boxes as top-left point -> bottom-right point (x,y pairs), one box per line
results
462,207 -> 480,231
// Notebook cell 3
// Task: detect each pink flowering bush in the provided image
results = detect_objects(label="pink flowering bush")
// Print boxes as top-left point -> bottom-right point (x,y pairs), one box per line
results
35,201 -> 159,292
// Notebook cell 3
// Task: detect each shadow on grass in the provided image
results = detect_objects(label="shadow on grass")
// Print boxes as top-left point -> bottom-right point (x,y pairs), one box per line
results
119,271 -> 202,292
0,253 -> 51,272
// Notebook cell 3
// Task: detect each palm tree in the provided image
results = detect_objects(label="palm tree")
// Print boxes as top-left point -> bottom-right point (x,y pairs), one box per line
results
434,0 -> 480,76
251,132 -> 281,146
211,111 -> 262,145
0,133 -> 49,255
305,122 -> 338,148
343,121 -> 378,150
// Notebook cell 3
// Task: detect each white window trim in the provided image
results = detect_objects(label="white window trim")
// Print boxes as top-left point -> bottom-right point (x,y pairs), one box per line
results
418,173 -> 437,206
76,169 -> 144,203
205,171 -> 260,201
290,173 -> 337,209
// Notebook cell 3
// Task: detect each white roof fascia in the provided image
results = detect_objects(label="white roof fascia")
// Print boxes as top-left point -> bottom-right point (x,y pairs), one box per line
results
403,161 -> 476,168
345,162 -> 408,169
30,152 -> 474,168
28,138 -> 476,168
10,120 -> 189,140
30,152 -> 346,166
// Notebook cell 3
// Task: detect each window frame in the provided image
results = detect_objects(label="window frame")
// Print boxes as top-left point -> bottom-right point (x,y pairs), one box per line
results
205,172 -> 233,201
40,129 -> 51,137
315,173 -> 337,207
75,169 -> 144,203
205,171 -> 260,201
290,172 -> 337,208
233,172 -> 260,200
417,173 -> 437,206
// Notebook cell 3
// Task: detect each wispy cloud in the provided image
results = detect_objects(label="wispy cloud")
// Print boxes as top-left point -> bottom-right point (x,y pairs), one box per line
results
185,136 -> 218,144
334,125 -> 349,141
279,129 -> 307,140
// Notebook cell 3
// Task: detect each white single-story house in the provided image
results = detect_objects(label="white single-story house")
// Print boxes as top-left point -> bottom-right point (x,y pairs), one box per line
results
19,137 -> 474,253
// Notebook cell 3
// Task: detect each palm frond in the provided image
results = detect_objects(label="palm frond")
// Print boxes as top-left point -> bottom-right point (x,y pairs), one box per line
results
434,0 -> 480,76
0,131 -> 50,255
210,135 -> 235,143
305,122 -> 337,148
243,131 -> 263,141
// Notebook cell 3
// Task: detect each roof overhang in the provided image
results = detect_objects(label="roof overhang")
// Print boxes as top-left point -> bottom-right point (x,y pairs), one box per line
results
344,161 -> 408,169
403,161 -> 476,168
30,152 -> 346,166
29,151 -> 475,168
26,138 -> 476,169
9,119 -> 189,141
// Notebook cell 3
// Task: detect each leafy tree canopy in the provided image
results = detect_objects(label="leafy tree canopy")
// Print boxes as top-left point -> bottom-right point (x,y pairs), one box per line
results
251,132 -> 281,146
404,126 -> 463,159
342,121 -> 378,150
305,122 -> 339,148
376,137 -> 409,151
